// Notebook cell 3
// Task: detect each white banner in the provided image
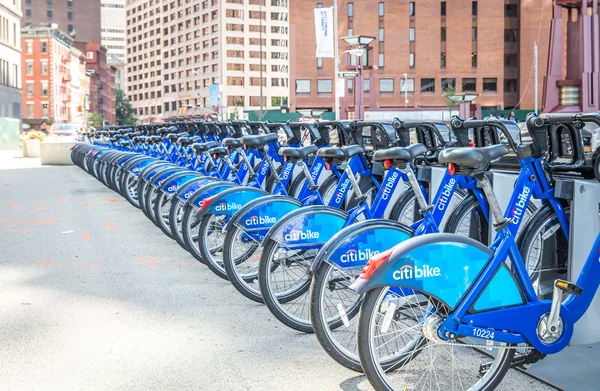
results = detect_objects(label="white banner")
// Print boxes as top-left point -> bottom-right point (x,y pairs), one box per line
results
314,7 -> 335,58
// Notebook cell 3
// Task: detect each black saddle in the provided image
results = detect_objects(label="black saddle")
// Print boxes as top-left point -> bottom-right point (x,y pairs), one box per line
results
192,141 -> 218,153
167,133 -> 178,141
223,137 -> 243,148
317,145 -> 364,160
178,137 -> 193,146
209,146 -> 229,157
279,145 -> 319,160
150,135 -> 162,143
439,145 -> 509,171
241,133 -> 278,149
373,144 -> 428,163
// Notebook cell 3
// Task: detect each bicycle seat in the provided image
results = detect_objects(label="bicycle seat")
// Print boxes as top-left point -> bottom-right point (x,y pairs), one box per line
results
439,145 -> 509,171
192,141 -> 218,153
167,133 -> 178,141
279,145 -> 319,160
373,144 -> 428,163
223,137 -> 243,148
241,133 -> 279,149
178,137 -> 193,146
150,135 -> 162,143
177,132 -> 189,138
209,146 -> 229,157
317,145 -> 364,160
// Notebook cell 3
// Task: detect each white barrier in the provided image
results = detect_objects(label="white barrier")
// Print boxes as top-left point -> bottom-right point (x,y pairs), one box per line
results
40,141 -> 75,165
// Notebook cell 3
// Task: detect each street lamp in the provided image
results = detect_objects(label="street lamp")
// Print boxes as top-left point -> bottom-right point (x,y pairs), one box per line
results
341,35 -> 376,120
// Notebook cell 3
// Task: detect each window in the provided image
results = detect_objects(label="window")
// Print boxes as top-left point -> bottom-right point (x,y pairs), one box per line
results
472,52 -> 477,68
378,53 -> 384,67
441,1 -> 446,16
317,57 -> 323,69
316,3 -> 323,8
41,41 -> 47,53
400,78 -> 414,92
68,24 -> 73,32
442,78 -> 456,91
41,82 -> 48,97
26,61 -> 33,75
421,78 -> 435,93
363,79 -> 370,93
68,11 -> 72,20
25,9 -> 31,17
378,2 -> 384,16
379,78 -> 394,93
379,28 -> 384,42
505,4 -> 518,18
409,28 -> 415,42
462,78 -> 476,92
317,79 -> 333,93
26,83 -> 33,97
41,61 -> 48,75
409,2 -> 415,16
347,28 -> 353,36
441,53 -> 446,68
47,10 -> 52,19
42,103 -> 48,118
504,29 -> 518,42
504,54 -> 518,68
347,79 -> 353,93
505,79 -> 518,92
483,78 -> 497,92
441,27 -> 446,42
472,1 -> 477,15
25,41 -> 32,53
409,53 -> 415,68
472,27 -> 477,41
27,103 -> 34,117
348,2 -> 353,16
296,79 -> 310,93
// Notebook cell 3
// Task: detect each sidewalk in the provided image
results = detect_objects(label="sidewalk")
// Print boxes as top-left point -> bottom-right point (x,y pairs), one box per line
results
0,150 -> 42,170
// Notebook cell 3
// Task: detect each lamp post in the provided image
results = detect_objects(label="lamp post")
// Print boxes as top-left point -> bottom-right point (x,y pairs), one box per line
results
341,35 -> 375,120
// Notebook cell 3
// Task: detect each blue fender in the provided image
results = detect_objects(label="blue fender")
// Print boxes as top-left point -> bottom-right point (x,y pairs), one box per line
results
187,182 -> 239,208
138,162 -> 175,181
149,167 -> 185,188
227,195 -> 303,242
124,156 -> 157,175
310,220 -> 413,272
351,233 -> 525,311
196,187 -> 269,218
159,172 -> 204,195
172,177 -> 220,203
262,206 -> 349,250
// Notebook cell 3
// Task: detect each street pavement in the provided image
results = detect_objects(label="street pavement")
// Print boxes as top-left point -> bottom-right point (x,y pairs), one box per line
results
0,159 -> 557,391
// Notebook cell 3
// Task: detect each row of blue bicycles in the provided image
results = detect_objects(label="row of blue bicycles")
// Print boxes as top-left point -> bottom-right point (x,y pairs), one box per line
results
71,112 -> 600,391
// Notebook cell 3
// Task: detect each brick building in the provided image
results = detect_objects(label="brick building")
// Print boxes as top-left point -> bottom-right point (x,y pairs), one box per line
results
290,0 -> 552,120
21,0 -> 101,43
21,26 -> 73,127
74,41 -> 116,124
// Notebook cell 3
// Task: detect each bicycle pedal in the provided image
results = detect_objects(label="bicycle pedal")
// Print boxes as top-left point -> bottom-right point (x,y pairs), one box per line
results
555,280 -> 583,296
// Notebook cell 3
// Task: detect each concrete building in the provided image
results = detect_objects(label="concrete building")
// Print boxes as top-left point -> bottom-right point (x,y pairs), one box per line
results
75,41 -> 116,124
101,0 -> 127,68
290,0 -> 553,120
21,26 -> 73,127
20,0 -> 101,43
125,0 -> 290,123
0,0 -> 22,149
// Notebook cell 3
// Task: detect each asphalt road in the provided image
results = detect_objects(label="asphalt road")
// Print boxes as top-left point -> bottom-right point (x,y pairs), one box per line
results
0,163 -> 556,391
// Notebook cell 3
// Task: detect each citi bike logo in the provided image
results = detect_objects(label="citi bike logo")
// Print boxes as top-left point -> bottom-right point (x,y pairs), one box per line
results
382,172 -> 400,201
184,189 -> 195,199
340,248 -> 380,263
215,202 -> 242,212
245,215 -> 277,226
260,162 -> 269,176
282,163 -> 293,180
510,186 -> 531,225
335,179 -> 351,204
132,167 -> 141,173
310,162 -> 323,179
392,264 -> 441,280
167,185 -> 178,192
284,229 -> 320,242
436,178 -> 456,211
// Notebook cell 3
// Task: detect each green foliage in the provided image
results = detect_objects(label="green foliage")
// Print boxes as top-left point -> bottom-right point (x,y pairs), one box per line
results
88,112 -> 105,129
116,89 -> 137,126
442,83 -> 460,111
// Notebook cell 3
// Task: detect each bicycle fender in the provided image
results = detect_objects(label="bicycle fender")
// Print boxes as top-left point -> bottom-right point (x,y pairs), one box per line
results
150,167 -> 185,188
195,187 -> 269,218
311,219 -> 413,272
262,206 -> 349,248
173,177 -> 220,203
228,195 -> 303,241
159,172 -> 204,195
139,162 -> 176,181
123,156 -> 155,174
350,233 -> 523,311
186,182 -> 238,208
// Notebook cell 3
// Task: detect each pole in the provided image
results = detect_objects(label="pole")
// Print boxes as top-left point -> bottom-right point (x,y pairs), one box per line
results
534,42 -> 539,114
259,1 -> 264,116
333,1 -> 340,120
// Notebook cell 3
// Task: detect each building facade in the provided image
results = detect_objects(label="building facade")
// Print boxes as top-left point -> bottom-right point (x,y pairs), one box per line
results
21,26 -> 73,127
75,41 -> 116,124
21,0 -> 101,43
125,0 -> 290,123
290,0 -> 552,120
0,0 -> 22,149
69,45 -> 90,128
101,0 -> 127,62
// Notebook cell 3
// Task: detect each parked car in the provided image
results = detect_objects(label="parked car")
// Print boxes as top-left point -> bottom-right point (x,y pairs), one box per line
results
49,123 -> 80,141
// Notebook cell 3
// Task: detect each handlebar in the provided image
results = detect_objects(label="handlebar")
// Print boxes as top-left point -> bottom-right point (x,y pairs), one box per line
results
451,117 -> 519,152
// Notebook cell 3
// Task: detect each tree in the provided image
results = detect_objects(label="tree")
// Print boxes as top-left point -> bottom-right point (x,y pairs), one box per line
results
88,112 -> 105,129
442,83 -> 460,121
116,89 -> 137,126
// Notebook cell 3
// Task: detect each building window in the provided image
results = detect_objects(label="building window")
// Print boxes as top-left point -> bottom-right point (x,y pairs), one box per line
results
462,78 -> 476,92
25,41 -> 33,53
26,62 -> 33,75
505,79 -> 518,92
317,57 -> 323,69
421,78 -> 435,93
379,28 -> 384,42
472,52 -> 477,68
505,4 -> 518,18
68,24 -> 73,32
42,103 -> 49,118
409,53 -> 415,68
26,83 -> 34,97
441,1 -> 446,16
317,79 -> 333,93
504,54 -> 518,68
86,51 -> 94,59
483,78 -> 497,92
378,53 -> 384,68
68,11 -> 72,20
295,79 -> 310,94
400,78 -> 414,92
379,78 -> 394,93
41,41 -> 47,53
409,2 -> 415,16
378,2 -> 384,16
347,79 -> 353,93
504,29 -> 518,42
316,3 -> 323,8
347,28 -> 353,36
441,27 -> 446,42
363,79 -> 370,93
441,53 -> 446,68
347,2 -> 353,16
409,28 -> 415,42
41,61 -> 48,75
442,78 -> 455,90
47,10 -> 52,19
41,82 -> 48,97
27,103 -> 34,117
25,9 -> 31,17
472,1 -> 477,16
